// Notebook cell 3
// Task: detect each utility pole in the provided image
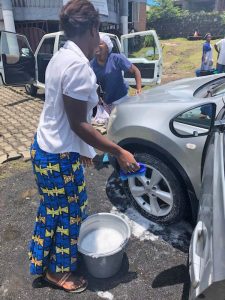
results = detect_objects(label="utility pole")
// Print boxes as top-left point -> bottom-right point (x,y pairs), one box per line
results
120,0 -> 128,34
2,0 -> 15,32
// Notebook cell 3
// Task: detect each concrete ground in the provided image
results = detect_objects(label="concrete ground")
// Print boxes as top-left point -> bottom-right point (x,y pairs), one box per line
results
0,159 -> 191,300
0,87 -> 191,300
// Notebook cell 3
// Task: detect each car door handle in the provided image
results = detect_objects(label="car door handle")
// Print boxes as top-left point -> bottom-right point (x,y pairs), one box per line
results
191,221 -> 203,288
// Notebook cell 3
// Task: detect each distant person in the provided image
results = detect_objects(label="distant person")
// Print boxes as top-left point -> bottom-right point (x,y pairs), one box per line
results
201,33 -> 213,71
91,33 -> 142,115
215,36 -> 225,73
194,29 -> 200,37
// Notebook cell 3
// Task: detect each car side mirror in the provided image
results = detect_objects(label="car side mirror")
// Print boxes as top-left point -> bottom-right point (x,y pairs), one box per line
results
170,103 -> 216,138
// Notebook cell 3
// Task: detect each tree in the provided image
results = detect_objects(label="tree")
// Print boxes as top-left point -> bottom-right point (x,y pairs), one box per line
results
147,0 -> 186,21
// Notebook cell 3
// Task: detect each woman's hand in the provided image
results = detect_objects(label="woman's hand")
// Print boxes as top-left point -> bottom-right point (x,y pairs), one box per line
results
115,149 -> 140,173
80,156 -> 93,167
136,88 -> 142,95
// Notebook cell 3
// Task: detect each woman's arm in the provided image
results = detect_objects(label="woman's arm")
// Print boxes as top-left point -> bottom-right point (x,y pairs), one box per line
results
214,44 -> 219,53
128,64 -> 142,94
63,95 -> 139,173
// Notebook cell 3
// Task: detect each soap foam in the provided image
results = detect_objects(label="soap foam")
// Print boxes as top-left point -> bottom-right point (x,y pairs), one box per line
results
80,227 -> 124,254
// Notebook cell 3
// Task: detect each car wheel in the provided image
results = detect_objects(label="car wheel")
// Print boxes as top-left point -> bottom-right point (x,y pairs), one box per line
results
123,152 -> 186,225
25,84 -> 38,97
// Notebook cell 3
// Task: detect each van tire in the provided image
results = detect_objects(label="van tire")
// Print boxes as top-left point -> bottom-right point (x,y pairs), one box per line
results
25,84 -> 38,97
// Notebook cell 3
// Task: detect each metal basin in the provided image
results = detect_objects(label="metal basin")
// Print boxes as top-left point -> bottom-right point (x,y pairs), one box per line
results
78,213 -> 131,278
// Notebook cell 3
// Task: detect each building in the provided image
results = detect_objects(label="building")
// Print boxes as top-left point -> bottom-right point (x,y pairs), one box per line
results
0,0 -> 147,50
174,0 -> 225,11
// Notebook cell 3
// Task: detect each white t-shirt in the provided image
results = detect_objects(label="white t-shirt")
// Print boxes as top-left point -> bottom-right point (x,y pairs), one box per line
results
37,40 -> 98,158
216,38 -> 225,65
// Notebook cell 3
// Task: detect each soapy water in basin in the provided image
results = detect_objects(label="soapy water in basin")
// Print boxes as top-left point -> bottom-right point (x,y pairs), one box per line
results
80,227 -> 124,254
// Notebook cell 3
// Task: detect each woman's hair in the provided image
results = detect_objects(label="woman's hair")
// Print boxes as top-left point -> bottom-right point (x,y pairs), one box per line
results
60,0 -> 100,38
204,33 -> 211,39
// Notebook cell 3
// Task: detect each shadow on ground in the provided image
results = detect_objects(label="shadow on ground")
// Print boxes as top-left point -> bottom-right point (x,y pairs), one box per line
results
32,253 -> 137,292
152,264 -> 190,300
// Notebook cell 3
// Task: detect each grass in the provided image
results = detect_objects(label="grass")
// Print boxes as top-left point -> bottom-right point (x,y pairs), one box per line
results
161,38 -> 219,81
129,37 -> 220,91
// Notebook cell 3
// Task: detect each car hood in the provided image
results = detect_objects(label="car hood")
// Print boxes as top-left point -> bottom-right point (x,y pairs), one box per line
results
129,74 -> 225,104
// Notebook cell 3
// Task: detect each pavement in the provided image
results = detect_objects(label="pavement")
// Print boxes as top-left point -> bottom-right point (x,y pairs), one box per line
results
0,87 -> 43,164
0,87 -> 106,165
0,87 -> 191,300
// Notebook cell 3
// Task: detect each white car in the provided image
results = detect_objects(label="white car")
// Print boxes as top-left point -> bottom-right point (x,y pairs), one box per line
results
0,30 -> 163,95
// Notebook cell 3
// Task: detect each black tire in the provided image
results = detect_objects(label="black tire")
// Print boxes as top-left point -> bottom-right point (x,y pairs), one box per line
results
123,152 -> 186,225
25,84 -> 38,97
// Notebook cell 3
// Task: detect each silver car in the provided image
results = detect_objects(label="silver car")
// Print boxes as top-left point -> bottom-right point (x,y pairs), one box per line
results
189,107 -> 225,299
108,74 -> 225,224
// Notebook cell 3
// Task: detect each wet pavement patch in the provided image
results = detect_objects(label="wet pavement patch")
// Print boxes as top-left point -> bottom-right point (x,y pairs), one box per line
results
106,171 -> 193,253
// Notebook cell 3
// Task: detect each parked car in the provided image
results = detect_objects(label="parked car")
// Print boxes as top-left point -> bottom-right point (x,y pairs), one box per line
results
107,74 -> 225,224
0,30 -> 162,94
189,108 -> 225,299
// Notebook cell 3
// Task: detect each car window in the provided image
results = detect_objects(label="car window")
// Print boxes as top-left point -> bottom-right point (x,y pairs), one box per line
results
123,34 -> 159,61
38,37 -> 55,55
194,77 -> 225,98
0,32 -> 33,64
174,104 -> 213,129
110,38 -> 120,53
211,82 -> 225,97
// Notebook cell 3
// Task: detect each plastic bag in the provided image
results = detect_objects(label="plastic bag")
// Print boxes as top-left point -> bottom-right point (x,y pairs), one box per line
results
92,104 -> 109,125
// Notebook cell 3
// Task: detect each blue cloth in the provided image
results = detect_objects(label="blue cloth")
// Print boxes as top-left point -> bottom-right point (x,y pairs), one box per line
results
203,42 -> 211,53
201,104 -> 213,118
28,136 -> 88,275
91,53 -> 132,104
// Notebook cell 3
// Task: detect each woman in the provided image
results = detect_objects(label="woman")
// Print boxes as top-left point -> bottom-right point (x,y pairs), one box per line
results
28,0 -> 139,293
201,33 -> 213,71
91,33 -> 142,115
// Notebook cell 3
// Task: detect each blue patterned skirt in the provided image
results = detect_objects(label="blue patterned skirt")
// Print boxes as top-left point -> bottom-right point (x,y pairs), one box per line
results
28,136 -> 88,275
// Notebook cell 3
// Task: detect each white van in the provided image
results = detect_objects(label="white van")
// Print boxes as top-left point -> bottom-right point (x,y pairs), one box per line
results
0,30 -> 163,95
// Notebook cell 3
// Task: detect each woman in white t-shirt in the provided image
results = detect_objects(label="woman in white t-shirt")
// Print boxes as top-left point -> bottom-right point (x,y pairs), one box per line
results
28,0 -> 139,293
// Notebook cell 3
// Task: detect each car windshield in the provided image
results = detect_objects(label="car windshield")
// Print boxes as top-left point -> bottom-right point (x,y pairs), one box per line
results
194,77 -> 225,98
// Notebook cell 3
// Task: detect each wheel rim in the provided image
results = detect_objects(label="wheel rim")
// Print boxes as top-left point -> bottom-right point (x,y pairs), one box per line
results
25,84 -> 31,93
128,164 -> 174,217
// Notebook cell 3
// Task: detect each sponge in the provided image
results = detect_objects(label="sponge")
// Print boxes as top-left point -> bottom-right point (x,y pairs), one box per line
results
119,163 -> 147,181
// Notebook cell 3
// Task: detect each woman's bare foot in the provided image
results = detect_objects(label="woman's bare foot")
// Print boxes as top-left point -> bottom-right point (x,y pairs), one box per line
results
45,271 -> 87,293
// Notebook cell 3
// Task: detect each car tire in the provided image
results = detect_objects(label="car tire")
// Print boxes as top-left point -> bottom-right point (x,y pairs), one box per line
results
123,152 -> 186,225
25,84 -> 38,97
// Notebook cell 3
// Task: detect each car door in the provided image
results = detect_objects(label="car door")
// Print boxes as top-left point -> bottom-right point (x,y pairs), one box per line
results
35,35 -> 56,85
0,31 -> 35,85
120,30 -> 162,86
189,107 -> 225,300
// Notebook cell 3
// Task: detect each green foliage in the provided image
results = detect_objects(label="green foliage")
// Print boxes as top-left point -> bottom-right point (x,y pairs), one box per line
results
144,35 -> 154,47
220,12 -> 225,25
147,0 -> 188,21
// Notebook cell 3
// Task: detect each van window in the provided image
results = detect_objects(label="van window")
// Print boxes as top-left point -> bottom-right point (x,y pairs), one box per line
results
39,37 -> 55,55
